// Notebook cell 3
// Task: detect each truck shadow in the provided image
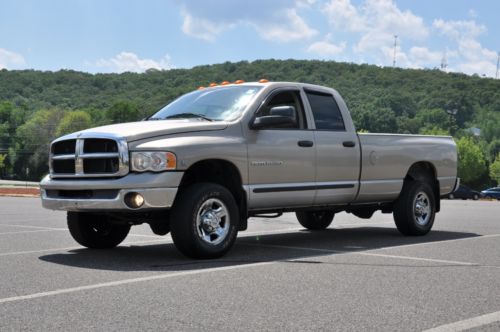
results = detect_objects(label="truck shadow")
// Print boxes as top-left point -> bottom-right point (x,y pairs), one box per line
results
38,226 -> 481,272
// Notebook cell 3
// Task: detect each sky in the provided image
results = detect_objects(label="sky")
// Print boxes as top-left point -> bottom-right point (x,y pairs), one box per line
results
0,0 -> 499,77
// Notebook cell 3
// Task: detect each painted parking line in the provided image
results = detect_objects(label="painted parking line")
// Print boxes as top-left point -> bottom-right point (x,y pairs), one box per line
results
0,261 -> 274,305
0,223 -> 66,231
242,243 -> 478,266
0,239 -> 167,257
423,310 -> 500,332
0,229 -> 66,236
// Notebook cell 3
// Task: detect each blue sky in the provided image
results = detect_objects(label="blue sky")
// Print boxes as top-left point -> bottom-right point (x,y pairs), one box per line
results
1,0 -> 499,77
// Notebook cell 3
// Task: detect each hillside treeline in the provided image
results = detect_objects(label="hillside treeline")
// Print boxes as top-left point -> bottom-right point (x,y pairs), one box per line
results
0,59 -> 499,188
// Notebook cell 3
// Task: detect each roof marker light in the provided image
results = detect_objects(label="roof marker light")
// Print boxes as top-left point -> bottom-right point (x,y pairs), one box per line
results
259,79 -> 269,83
235,80 -> 245,84
221,81 -> 230,85
209,82 -> 218,87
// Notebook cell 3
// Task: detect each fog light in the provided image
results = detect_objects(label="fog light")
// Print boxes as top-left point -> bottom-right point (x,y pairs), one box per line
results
124,192 -> 144,209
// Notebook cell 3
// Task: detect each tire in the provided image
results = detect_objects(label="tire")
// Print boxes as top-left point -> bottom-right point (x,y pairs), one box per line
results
295,211 -> 335,230
393,180 -> 435,236
67,212 -> 130,249
473,194 -> 479,200
448,194 -> 454,199
170,183 -> 239,259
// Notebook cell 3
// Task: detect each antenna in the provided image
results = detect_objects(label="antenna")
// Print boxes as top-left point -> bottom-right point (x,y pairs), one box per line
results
496,52 -> 499,79
393,35 -> 398,67
441,50 -> 448,71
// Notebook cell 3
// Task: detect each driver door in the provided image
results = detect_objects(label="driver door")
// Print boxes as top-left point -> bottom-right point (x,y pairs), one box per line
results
246,89 -> 316,209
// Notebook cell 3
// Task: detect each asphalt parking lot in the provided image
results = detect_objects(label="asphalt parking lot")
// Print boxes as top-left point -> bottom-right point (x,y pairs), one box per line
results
0,197 -> 499,331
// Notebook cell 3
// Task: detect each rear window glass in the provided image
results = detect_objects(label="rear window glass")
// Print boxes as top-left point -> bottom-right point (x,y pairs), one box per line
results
305,91 -> 345,131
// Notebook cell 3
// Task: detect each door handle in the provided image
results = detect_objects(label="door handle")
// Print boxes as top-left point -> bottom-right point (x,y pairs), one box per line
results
298,140 -> 314,147
342,141 -> 356,147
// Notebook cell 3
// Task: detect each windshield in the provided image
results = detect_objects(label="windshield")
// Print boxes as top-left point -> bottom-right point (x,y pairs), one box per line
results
150,86 -> 262,122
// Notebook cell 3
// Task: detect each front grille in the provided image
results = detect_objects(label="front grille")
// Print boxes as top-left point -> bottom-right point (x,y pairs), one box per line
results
50,136 -> 128,178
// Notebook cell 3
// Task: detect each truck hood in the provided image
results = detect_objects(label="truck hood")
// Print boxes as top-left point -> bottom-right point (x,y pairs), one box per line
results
60,120 -> 228,142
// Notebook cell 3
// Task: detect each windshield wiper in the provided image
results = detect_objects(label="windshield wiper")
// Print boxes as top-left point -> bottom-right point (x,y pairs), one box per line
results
164,113 -> 213,121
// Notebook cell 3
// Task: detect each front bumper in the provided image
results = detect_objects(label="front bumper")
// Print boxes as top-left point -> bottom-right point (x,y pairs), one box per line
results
40,172 -> 183,212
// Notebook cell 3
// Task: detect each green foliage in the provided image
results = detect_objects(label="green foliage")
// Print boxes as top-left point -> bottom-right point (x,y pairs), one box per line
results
456,137 -> 488,184
56,111 -> 93,137
0,59 -> 499,183
0,153 -> 6,175
106,101 -> 143,124
490,154 -> 500,185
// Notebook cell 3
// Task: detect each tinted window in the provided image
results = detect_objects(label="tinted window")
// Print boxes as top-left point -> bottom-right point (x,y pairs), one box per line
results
306,91 -> 345,131
256,90 -> 306,129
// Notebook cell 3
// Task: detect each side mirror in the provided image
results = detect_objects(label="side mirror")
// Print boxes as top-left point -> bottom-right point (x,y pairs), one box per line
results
251,106 -> 297,129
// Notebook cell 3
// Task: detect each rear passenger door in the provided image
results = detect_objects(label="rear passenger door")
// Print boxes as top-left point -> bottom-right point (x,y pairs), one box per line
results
304,89 -> 360,205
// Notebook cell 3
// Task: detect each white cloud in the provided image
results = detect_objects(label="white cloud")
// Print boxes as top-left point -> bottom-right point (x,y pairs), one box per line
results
433,18 -> 497,77
408,47 -> 443,68
179,1 -> 317,42
323,0 -> 428,55
95,52 -> 174,73
181,12 -> 229,42
307,34 -> 346,57
255,9 -> 318,42
433,19 -> 486,40
0,48 -> 25,69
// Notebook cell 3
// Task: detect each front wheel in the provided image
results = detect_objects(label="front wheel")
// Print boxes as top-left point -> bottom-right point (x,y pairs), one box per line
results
296,211 -> 335,230
67,212 -> 130,249
170,183 -> 239,259
393,180 -> 436,236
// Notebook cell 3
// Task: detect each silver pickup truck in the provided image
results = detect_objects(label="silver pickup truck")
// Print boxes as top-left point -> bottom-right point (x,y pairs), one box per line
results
40,81 -> 458,258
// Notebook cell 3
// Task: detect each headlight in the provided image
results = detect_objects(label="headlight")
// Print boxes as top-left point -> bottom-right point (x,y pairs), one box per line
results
130,151 -> 177,172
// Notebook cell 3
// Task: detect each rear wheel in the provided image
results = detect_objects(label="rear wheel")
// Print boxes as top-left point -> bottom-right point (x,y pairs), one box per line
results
393,180 -> 436,236
296,211 -> 335,230
170,183 -> 239,259
67,212 -> 130,249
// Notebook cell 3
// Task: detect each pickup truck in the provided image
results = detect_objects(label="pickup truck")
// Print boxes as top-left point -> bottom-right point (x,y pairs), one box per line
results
40,81 -> 458,258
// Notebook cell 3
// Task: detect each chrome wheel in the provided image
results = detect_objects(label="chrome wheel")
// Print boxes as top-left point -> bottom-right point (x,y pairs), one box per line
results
196,198 -> 230,245
413,192 -> 431,226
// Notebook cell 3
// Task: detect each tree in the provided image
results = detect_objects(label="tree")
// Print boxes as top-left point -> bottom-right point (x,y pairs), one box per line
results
456,137 -> 488,185
55,111 -> 93,137
0,154 -> 6,176
106,102 -> 142,124
490,154 -> 500,185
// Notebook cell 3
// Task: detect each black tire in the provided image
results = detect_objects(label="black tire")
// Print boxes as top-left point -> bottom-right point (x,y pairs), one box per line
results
170,183 -> 239,259
295,211 -> 335,230
393,180 -> 435,236
67,212 -> 130,249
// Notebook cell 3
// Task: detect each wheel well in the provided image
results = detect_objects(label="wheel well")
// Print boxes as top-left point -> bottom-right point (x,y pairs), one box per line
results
178,159 -> 247,230
405,161 -> 440,212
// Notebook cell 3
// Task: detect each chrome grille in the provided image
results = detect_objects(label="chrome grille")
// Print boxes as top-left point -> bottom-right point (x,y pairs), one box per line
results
50,136 -> 129,178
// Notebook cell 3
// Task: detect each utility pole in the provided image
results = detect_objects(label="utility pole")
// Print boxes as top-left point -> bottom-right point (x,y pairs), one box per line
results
441,50 -> 448,72
393,35 -> 398,67
496,52 -> 499,79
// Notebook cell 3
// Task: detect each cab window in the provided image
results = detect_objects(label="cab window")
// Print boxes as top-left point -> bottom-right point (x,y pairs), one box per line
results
256,90 -> 307,129
305,90 -> 345,131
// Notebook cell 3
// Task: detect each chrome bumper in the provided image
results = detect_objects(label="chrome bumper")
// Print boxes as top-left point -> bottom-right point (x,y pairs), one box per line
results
40,172 -> 183,212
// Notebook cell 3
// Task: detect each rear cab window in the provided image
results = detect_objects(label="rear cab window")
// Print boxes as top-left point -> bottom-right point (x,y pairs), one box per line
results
305,90 -> 346,131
